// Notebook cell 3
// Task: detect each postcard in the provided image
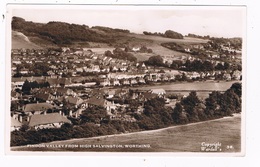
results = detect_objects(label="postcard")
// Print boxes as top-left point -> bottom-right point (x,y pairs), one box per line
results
5,4 -> 246,155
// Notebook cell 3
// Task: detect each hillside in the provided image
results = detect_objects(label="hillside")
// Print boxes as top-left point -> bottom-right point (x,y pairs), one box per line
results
11,17 -> 136,47
12,17 -> 201,49
12,31 -> 42,49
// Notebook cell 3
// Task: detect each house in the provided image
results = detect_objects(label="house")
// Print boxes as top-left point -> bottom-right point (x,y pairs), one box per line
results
20,68 -> 29,74
119,66 -> 127,72
232,70 -> 242,80
23,103 -> 55,115
212,54 -> 220,59
92,65 -> 100,72
11,91 -> 21,101
105,90 -> 116,99
130,78 -> 138,85
100,78 -> 111,87
223,73 -> 232,81
12,78 -> 25,90
150,88 -> 166,96
132,47 -> 140,52
134,77 -> 144,84
35,87 -> 55,95
28,113 -> 71,130
121,79 -> 130,85
47,70 -> 56,76
87,96 -> 106,108
11,117 -> 22,131
46,78 -> 60,87
110,79 -> 120,86
46,78 -> 71,88
65,96 -> 84,107
112,66 -> 119,72
142,91 -> 158,100
186,72 -> 200,79
56,87 -> 76,96
76,67 -> 84,73
115,89 -> 129,98
35,93 -> 55,103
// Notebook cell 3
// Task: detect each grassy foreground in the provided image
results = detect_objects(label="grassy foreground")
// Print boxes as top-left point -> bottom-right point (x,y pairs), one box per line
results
11,114 -> 241,152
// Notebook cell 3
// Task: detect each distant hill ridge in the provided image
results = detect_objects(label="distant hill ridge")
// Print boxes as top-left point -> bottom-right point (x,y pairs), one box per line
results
11,17 -> 132,46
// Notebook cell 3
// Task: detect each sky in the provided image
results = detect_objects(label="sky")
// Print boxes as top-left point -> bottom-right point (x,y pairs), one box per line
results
9,5 -> 245,38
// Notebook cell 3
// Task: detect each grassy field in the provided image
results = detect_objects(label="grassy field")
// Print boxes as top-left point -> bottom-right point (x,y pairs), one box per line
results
132,81 -> 238,99
128,34 -> 208,60
133,81 -> 237,91
128,34 -> 209,44
11,114 -> 241,152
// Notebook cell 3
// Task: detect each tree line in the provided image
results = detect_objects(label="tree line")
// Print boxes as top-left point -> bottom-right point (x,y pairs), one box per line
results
145,55 -> 241,72
143,30 -> 183,39
104,48 -> 137,62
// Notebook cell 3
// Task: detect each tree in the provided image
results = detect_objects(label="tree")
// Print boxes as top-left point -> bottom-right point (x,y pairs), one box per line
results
147,48 -> 153,53
215,63 -> 224,71
164,30 -> 183,39
42,81 -> 50,88
229,82 -> 242,98
203,61 -> 214,71
171,60 -> 183,69
22,80 -> 31,94
181,91 -> 201,121
80,106 -> 108,124
219,89 -> 241,115
205,91 -> 222,117
146,55 -> 164,67
172,102 -> 183,124
104,50 -> 113,57
34,62 -> 50,76
30,81 -> 39,89
223,62 -> 230,70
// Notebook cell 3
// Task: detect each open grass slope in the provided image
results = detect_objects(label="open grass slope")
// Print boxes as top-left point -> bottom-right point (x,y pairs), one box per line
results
127,34 -> 208,60
12,31 -> 42,49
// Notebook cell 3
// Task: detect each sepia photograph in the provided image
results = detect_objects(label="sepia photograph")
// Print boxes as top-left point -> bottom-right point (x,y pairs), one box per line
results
6,5 -> 245,154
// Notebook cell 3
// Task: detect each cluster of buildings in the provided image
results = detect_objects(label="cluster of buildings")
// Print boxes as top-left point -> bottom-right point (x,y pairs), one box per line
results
10,44 -> 242,132
11,77 -> 177,132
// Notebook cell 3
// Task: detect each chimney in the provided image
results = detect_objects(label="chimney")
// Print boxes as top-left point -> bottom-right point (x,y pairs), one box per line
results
44,111 -> 47,115
27,116 -> 30,122
69,110 -> 72,117
19,115 -> 23,122
59,110 -> 62,115
78,109 -> 82,115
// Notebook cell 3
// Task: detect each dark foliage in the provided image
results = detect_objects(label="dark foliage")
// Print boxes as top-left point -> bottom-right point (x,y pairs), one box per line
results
104,48 -> 137,62
143,30 -> 183,39
12,17 -> 131,46
145,55 -> 165,67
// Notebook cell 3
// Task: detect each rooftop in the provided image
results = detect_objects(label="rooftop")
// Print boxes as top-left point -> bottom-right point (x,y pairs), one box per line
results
24,103 -> 55,112
28,113 -> 71,127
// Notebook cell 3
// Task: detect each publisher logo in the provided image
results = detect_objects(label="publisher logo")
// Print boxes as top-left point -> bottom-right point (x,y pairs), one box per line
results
200,142 -> 222,152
